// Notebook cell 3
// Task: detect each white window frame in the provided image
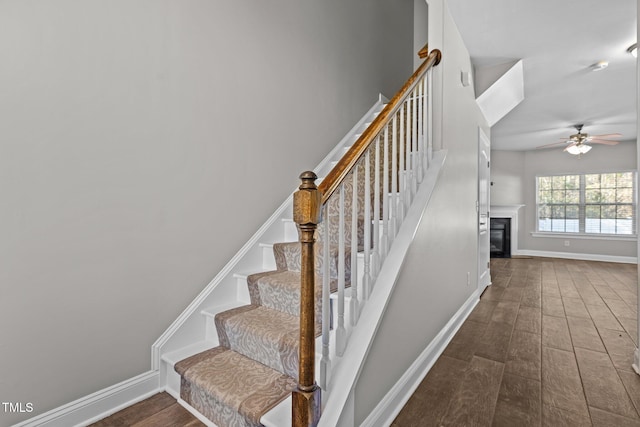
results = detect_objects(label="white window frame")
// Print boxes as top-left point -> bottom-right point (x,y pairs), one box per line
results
535,171 -> 637,238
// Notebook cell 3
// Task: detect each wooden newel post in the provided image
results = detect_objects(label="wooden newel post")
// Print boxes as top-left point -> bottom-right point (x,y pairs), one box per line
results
292,171 -> 322,427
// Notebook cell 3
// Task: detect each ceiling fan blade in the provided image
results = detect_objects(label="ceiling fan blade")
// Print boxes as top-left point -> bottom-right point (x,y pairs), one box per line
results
589,139 -> 619,145
536,141 -> 569,149
591,133 -> 622,139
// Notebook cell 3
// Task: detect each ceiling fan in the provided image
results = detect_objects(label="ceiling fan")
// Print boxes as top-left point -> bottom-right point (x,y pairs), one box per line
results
537,124 -> 622,155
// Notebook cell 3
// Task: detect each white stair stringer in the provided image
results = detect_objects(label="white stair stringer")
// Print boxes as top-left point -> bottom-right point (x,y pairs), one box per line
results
151,95 -> 389,420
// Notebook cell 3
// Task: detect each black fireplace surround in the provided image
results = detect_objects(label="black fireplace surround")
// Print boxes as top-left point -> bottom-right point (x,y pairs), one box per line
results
490,217 -> 511,258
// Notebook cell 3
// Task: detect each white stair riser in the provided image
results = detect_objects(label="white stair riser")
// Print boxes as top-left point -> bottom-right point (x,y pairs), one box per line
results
259,243 -> 277,270
282,219 -> 298,241
233,274 -> 252,304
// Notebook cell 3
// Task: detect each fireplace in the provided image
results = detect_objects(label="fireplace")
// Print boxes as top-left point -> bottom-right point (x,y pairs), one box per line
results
490,218 -> 511,258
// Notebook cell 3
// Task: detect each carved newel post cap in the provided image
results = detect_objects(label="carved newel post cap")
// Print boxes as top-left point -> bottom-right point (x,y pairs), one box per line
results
293,171 -> 322,226
298,171 -> 318,190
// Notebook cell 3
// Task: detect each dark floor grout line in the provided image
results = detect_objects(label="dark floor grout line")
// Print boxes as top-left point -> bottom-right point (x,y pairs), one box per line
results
569,343 -> 594,425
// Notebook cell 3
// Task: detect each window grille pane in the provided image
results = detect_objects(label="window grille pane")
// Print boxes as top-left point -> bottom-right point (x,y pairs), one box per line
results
585,174 -> 600,189
601,188 -> 616,203
601,173 -> 617,187
585,219 -> 600,233
602,205 -> 616,219
617,205 -> 633,219
566,190 -> 579,203
617,219 -> 633,234
600,205 -> 616,233
539,176 -> 552,190
552,176 -> 565,188
585,205 -> 601,218
539,205 -> 551,218
566,220 -> 579,232
585,189 -> 600,203
552,219 -> 565,232
539,190 -> 552,204
552,190 -> 565,203
617,188 -> 633,203
538,204 -> 551,231
617,172 -> 633,187
538,219 -> 551,231
552,206 -> 565,219
585,205 -> 601,233
566,205 -> 579,219
566,175 -> 580,189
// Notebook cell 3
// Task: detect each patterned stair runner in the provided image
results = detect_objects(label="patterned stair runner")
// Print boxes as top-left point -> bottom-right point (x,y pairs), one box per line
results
174,240 -> 350,427
173,153 -> 383,427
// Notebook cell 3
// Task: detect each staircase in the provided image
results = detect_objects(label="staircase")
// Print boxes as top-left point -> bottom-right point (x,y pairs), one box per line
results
174,239 -> 352,427
154,48 -> 442,427
154,98 -> 386,427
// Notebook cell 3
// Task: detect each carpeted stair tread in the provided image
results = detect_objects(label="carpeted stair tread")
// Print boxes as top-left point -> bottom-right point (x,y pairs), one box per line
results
247,268 -> 349,320
247,270 -> 328,318
175,346 -> 296,427
272,241 -> 353,280
215,304 -> 302,379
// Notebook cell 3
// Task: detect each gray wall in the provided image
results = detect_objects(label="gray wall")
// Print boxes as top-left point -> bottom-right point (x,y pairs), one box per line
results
0,1 -> 414,425
491,142 -> 637,258
490,150 -> 525,205
354,0 -> 490,422
413,0 -> 429,69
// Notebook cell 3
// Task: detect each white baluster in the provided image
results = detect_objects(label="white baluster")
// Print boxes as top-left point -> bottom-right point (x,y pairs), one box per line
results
381,125 -> 389,258
372,138 -> 381,278
406,98 -> 413,204
363,149 -> 372,299
411,88 -> 418,196
402,102 -> 412,210
350,168 -> 359,325
320,205 -> 330,390
398,104 -> 406,222
417,82 -> 424,184
428,70 -> 434,161
390,113 -> 398,238
422,75 -> 429,172
336,184 -> 347,356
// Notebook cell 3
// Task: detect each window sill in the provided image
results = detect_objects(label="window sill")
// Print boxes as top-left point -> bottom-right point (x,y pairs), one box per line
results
531,232 -> 637,241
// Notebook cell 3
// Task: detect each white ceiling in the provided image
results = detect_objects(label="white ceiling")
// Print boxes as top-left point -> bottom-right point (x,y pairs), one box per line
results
446,0 -> 637,151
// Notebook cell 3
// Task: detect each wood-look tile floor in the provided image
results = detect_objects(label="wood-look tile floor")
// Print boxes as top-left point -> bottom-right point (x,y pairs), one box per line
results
392,257 -> 640,427
88,392 -> 204,427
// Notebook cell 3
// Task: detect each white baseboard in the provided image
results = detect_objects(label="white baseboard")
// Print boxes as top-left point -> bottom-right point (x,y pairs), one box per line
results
515,249 -> 637,264
11,371 -> 159,427
360,288 -> 481,427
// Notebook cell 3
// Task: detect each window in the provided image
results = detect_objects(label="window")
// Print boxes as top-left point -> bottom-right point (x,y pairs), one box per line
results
537,172 -> 636,235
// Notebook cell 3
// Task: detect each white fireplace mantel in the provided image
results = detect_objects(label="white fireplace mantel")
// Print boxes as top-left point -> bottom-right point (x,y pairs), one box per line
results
490,204 -> 524,256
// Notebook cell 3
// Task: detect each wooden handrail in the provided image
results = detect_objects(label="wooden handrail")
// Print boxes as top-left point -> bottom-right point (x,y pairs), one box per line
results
317,48 -> 441,205
292,47 -> 442,427
418,43 -> 429,59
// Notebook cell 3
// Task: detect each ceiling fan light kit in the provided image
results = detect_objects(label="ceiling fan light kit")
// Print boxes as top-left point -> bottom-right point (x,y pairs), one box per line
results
566,144 -> 592,155
535,123 -> 622,156
590,60 -> 609,71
